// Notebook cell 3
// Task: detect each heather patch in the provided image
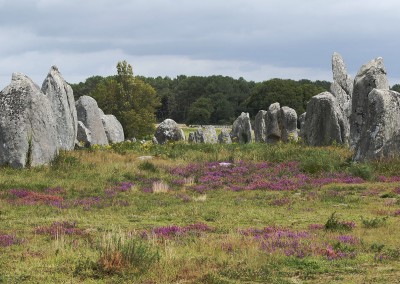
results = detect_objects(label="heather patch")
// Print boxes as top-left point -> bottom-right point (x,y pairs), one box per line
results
169,161 -> 364,192
0,233 -> 22,247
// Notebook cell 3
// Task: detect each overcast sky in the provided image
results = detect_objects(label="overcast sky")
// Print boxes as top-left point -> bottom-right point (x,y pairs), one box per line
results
1,0 -> 399,88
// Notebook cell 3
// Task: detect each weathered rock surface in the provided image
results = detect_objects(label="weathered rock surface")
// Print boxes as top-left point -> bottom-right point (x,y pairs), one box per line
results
354,89 -> 400,161
332,52 -> 353,96
279,106 -> 298,142
266,103 -> 281,143
350,57 -> 389,149
330,53 -> 352,145
218,128 -> 232,144
101,114 -> 125,143
188,126 -> 217,144
75,96 -> 108,146
254,110 -> 267,143
0,73 -> 58,168
154,119 -> 185,144
303,92 -> 347,146
298,112 -> 306,139
231,112 -> 253,143
41,66 -> 78,150
76,121 -> 92,147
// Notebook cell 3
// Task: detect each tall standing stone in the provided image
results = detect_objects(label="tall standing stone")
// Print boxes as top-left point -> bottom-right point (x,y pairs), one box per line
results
42,66 -> 78,150
266,103 -> 281,143
330,52 -> 353,144
231,112 -> 253,143
75,96 -> 108,146
354,89 -> 400,161
350,57 -> 389,149
0,73 -> 58,168
254,110 -> 267,143
279,106 -> 298,142
304,92 -> 347,146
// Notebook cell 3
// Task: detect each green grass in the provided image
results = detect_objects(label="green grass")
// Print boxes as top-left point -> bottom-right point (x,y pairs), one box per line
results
0,142 -> 400,283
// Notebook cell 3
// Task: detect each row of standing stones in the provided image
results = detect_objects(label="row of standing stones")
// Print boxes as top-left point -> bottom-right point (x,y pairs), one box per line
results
154,52 -> 400,162
1,51 -> 396,168
0,66 -> 125,168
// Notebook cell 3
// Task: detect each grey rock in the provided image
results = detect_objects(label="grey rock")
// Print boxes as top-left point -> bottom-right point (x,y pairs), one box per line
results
154,119 -> 185,144
266,103 -> 281,143
354,89 -> 400,161
75,96 -> 108,146
330,53 -> 352,144
101,114 -> 125,143
218,128 -> 232,144
188,132 -> 196,143
279,106 -> 298,142
304,92 -> 347,146
189,126 -> 218,144
332,52 -> 353,96
0,73 -> 58,168
231,112 -> 253,143
254,110 -> 268,143
350,57 -> 389,149
41,66 -> 78,150
76,121 -> 92,147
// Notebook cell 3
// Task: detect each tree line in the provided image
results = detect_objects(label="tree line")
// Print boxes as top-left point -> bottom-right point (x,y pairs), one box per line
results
71,61 -> 331,138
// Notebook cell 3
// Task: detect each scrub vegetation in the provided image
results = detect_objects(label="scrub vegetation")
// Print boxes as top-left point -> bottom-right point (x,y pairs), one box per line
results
0,141 -> 400,283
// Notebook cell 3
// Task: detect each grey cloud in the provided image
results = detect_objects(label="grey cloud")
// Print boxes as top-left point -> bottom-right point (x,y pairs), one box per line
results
1,0 -> 400,86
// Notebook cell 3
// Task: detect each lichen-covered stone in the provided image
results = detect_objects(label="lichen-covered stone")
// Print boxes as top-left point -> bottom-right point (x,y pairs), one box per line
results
75,96 -> 108,146
0,73 -> 58,168
350,57 -> 389,149
154,119 -> 185,144
41,66 -> 77,150
304,92 -> 347,146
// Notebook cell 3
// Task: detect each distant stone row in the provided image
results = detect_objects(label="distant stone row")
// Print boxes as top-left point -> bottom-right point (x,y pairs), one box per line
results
154,52 -> 400,162
0,67 -> 124,168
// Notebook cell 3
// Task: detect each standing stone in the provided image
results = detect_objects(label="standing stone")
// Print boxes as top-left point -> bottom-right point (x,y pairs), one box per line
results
0,73 -> 58,168
218,128 -> 232,144
350,57 -> 389,149
330,53 -> 353,145
266,103 -> 281,143
331,52 -> 353,96
354,89 -> 400,161
188,132 -> 197,143
231,112 -> 253,143
75,96 -> 108,146
188,126 -> 218,144
77,121 -> 92,147
279,106 -> 298,142
304,92 -> 347,146
254,110 -> 267,143
41,66 -> 78,150
101,114 -> 125,143
154,119 -> 185,144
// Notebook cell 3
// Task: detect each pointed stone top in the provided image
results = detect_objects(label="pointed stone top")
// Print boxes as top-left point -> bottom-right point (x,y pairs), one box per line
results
50,65 -> 59,72
11,72 -> 28,81
357,57 -> 387,77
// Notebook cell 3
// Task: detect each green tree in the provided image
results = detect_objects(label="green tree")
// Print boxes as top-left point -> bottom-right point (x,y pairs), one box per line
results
90,61 -> 160,139
186,97 -> 214,125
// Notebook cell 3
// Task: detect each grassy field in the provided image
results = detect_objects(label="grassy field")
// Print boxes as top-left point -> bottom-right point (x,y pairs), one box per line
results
0,142 -> 400,283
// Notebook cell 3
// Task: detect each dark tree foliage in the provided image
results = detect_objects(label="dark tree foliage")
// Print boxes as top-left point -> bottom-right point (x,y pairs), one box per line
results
245,78 -> 329,116
391,84 -> 400,93
71,74 -> 330,126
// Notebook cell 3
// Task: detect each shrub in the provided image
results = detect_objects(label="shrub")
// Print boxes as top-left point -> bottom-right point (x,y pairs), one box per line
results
348,163 -> 373,180
324,212 -> 355,231
361,216 -> 388,228
98,233 -> 159,274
